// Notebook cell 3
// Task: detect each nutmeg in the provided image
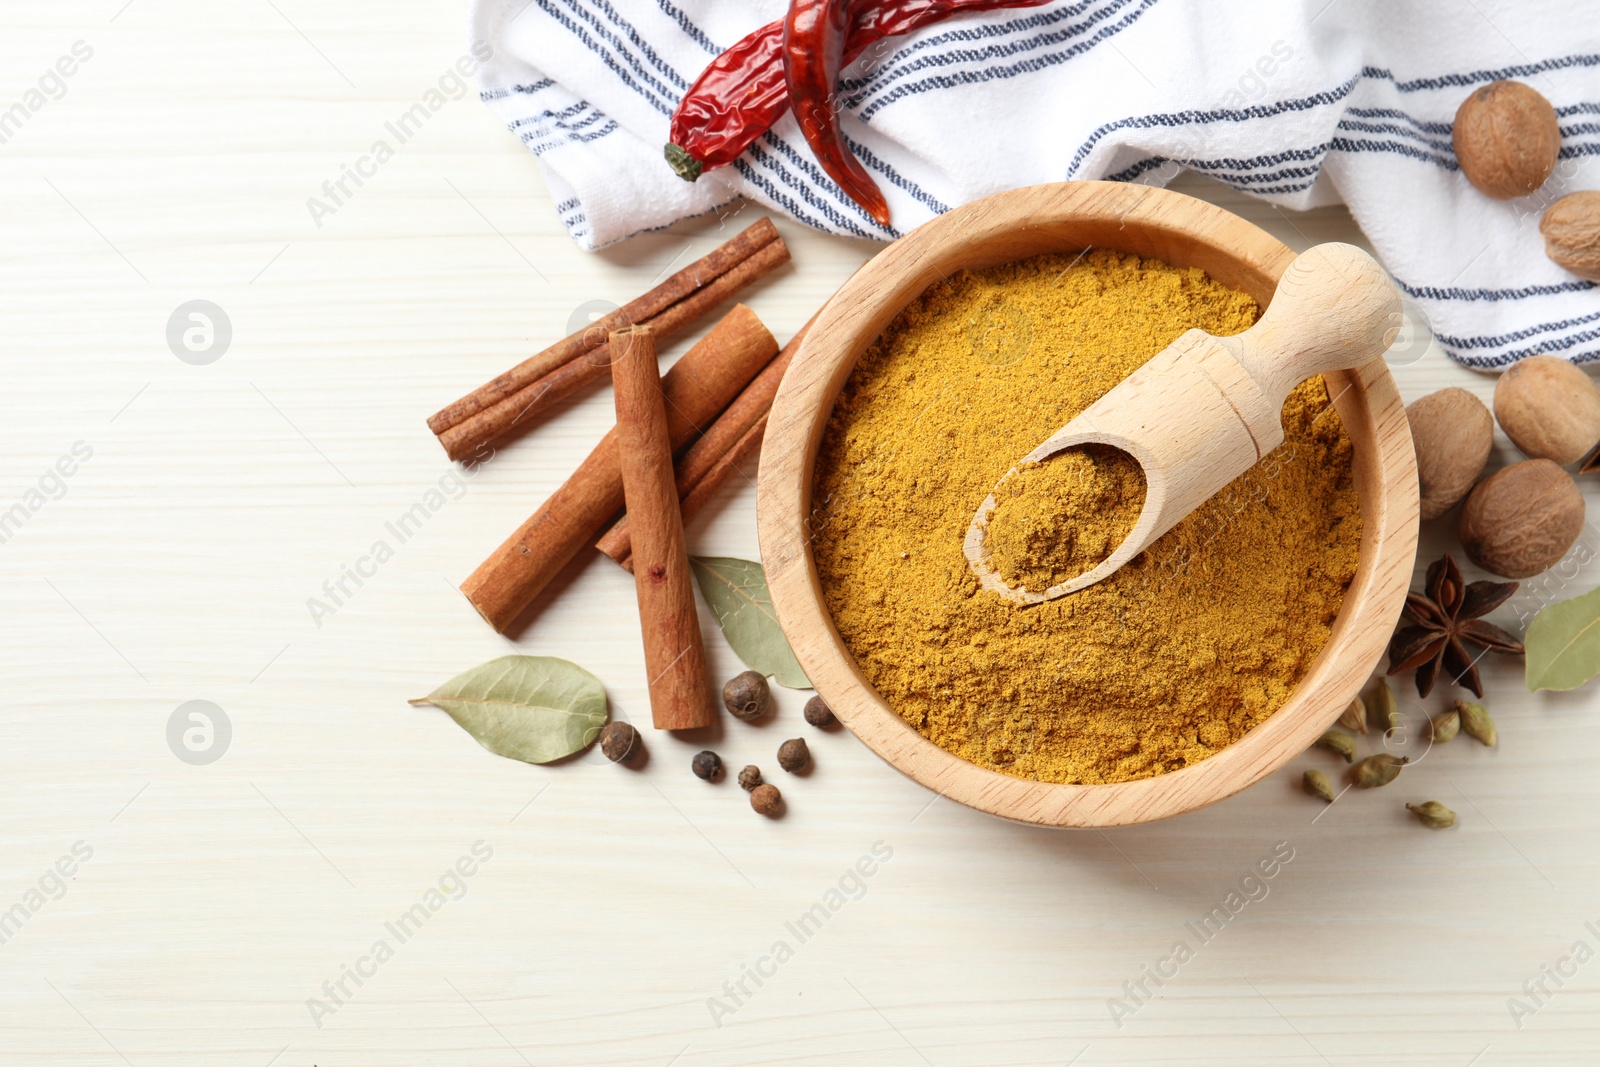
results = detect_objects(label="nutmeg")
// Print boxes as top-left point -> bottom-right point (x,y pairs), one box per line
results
1407,388 -> 1493,519
1541,191 -> 1600,282
1493,355 -> 1600,465
1452,81 -> 1560,199
1458,459 -> 1584,577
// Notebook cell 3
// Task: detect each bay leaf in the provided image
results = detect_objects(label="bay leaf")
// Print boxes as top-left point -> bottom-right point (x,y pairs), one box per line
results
409,655 -> 608,763
1525,585 -> 1600,691
690,556 -> 810,689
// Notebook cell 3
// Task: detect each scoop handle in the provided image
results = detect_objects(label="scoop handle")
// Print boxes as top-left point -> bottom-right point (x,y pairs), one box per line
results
1218,243 -> 1401,409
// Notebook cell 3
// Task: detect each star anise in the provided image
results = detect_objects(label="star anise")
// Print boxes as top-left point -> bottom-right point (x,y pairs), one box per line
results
1387,553 -> 1524,698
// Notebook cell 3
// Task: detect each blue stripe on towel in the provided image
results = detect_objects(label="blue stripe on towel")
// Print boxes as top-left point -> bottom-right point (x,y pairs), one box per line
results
1452,333 -> 1600,368
858,0 -> 1161,122
735,146 -> 880,239
1112,158 -> 1322,194
514,99 -> 591,123
575,0 -> 694,91
516,110 -> 610,136
1434,309 -> 1600,352
1395,277 -> 1600,366
1067,75 -> 1363,177
838,0 -> 1116,93
750,138 -> 895,236
1342,105 -> 1452,135
519,120 -> 619,149
843,0 -> 1152,117
481,78 -> 557,102
1108,133 -> 1600,189
1375,53 -> 1600,93
1336,118 -> 1453,152
1396,278 -> 1597,302
1329,134 -> 1458,169
845,136 -> 944,221
530,0 -> 677,114
506,94 -> 619,150
1070,56 -> 1600,178
1100,138 -> 1402,188
649,0 -> 722,56
510,101 -> 608,133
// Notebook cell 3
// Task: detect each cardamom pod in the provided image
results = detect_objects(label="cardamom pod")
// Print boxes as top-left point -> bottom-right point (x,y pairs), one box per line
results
1314,729 -> 1357,763
1350,753 -> 1408,788
1337,696 -> 1368,734
1429,707 -> 1461,743
1456,700 -> 1497,747
1368,677 -> 1399,735
1303,769 -> 1335,803
1406,800 -> 1457,829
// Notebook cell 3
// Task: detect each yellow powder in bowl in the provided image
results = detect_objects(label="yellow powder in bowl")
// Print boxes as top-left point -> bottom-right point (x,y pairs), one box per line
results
984,444 -> 1147,592
810,249 -> 1361,785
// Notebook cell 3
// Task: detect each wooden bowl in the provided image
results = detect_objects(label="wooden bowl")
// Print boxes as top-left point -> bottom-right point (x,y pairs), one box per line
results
756,181 -> 1420,828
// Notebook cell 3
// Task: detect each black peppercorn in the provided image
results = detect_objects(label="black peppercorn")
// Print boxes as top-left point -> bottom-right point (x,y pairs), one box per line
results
738,765 -> 763,791
750,783 -> 782,816
599,721 -> 642,764
691,750 -> 723,781
723,670 -> 770,722
777,738 -> 810,773
803,695 -> 837,729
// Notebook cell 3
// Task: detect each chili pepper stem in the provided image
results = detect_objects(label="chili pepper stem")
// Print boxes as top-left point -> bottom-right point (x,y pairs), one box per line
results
664,144 -> 703,182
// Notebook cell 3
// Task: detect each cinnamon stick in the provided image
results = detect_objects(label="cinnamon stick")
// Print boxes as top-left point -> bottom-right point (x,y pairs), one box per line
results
460,304 -> 778,633
596,318 -> 812,570
602,416 -> 769,573
610,327 -> 715,730
436,239 -> 788,461
429,217 -> 779,433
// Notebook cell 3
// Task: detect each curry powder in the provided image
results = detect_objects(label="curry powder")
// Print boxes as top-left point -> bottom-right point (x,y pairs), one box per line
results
811,250 -> 1361,784
985,443 -> 1148,591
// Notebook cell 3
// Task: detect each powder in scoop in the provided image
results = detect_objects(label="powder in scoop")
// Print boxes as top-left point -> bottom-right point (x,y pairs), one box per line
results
984,444 -> 1147,591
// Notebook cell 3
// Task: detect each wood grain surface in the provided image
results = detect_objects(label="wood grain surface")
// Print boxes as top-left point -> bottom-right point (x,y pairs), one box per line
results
1,2 -> 1598,1064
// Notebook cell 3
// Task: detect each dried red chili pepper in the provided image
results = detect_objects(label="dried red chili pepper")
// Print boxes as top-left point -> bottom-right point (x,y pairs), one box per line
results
666,0 -> 1052,184
784,0 -> 890,225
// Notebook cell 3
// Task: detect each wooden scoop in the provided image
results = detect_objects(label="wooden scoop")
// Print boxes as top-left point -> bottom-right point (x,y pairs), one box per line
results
965,242 -> 1401,605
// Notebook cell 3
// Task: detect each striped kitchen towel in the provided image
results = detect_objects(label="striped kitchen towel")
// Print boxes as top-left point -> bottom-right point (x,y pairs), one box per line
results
469,0 -> 1600,368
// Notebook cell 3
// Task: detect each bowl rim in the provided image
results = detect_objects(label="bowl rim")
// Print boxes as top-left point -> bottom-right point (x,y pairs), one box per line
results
756,181 -> 1419,828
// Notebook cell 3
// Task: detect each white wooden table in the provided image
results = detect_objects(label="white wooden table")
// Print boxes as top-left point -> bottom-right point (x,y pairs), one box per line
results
3,2 -> 1597,1063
